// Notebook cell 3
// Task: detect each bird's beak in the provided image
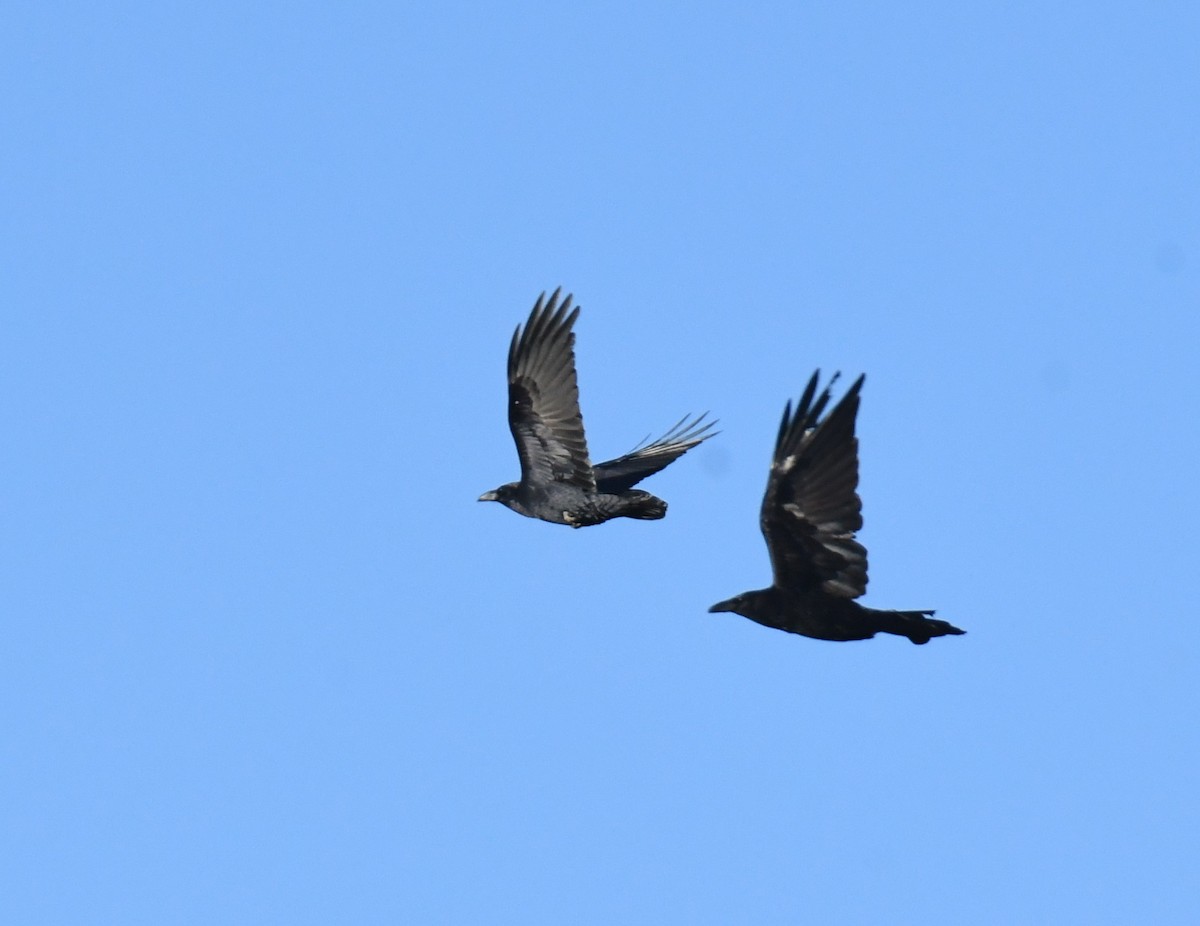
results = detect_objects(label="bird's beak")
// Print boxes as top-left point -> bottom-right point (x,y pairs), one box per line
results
708,598 -> 736,613
478,491 -> 498,502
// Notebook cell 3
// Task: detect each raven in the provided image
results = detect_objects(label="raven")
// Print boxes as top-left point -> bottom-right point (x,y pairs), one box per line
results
709,372 -> 964,644
479,289 -> 715,527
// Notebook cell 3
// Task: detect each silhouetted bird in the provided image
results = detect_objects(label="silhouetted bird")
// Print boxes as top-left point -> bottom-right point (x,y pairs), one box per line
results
709,371 -> 964,644
479,289 -> 715,527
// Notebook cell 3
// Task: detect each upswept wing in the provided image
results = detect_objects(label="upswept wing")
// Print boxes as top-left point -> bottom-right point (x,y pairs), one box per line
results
760,371 -> 868,597
593,413 -> 717,493
507,289 -> 596,491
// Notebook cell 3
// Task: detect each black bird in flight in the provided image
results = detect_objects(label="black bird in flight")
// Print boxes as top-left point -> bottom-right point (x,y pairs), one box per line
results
709,371 -> 964,644
479,289 -> 716,527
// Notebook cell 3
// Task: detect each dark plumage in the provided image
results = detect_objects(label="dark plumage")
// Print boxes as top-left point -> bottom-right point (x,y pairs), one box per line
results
479,289 -> 716,527
709,371 -> 964,644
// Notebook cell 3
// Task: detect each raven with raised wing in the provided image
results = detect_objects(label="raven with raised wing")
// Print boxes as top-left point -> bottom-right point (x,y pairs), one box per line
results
479,289 -> 715,527
709,372 -> 963,644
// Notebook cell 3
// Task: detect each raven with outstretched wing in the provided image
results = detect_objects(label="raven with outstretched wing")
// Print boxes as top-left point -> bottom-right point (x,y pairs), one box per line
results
709,371 -> 964,644
479,289 -> 716,527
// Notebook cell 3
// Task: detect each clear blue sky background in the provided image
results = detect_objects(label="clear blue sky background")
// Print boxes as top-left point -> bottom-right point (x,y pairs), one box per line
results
3,3 -> 1198,923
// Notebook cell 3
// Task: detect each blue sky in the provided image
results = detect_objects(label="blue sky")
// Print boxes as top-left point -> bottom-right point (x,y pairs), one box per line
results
3,3 -> 1198,923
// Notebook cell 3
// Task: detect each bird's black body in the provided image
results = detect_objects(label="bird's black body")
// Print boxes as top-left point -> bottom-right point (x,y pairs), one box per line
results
709,372 -> 964,645
479,289 -> 715,527
481,480 -> 665,528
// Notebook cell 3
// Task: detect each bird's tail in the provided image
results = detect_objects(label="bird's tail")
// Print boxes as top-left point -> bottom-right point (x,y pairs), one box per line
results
618,490 -> 668,521
869,608 -> 965,645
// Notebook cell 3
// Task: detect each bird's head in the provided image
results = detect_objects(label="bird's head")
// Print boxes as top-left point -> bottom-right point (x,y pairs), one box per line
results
478,483 -> 519,507
708,589 -> 778,620
708,593 -> 753,617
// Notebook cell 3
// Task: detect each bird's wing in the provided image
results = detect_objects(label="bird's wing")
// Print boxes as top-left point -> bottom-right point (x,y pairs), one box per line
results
507,289 -> 596,491
593,413 -> 717,493
759,371 -> 868,598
